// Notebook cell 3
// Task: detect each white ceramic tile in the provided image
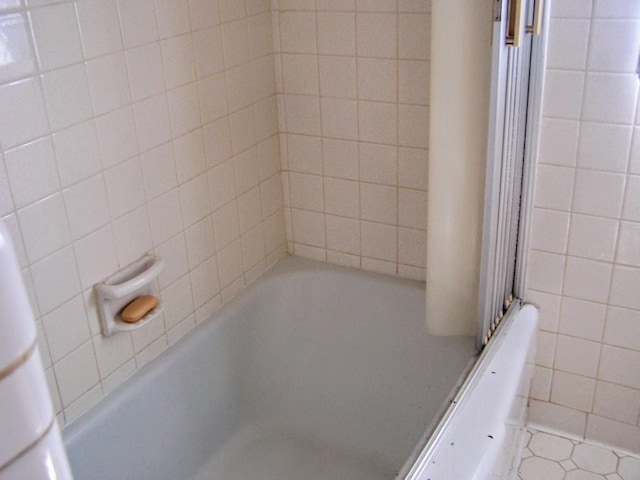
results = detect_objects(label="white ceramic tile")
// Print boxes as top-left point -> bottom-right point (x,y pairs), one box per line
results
111,206 -> 152,265
324,177 -> 359,218
588,20 -> 640,73
41,63 -> 93,132
527,400 -> 587,440
567,214 -> 619,262
225,62 -> 255,112
356,13 -> 396,58
362,256 -> 396,275
288,172 -> 324,212
52,120 -> 102,188
616,221 -> 640,267
229,106 -> 257,153
241,223 -> 266,269
360,183 -> 397,224
398,60 -> 429,106
291,208 -> 325,247
593,381 -> 640,425
526,250 -> 566,295
216,240 -> 243,287
29,3 -> 82,71
360,143 -> 397,185
322,138 -> 358,180
192,26 -> 225,79
92,331 -> 134,379
203,118 -> 233,168
399,104 -> 429,148
133,94 -> 172,152
160,34 -> 196,90
185,216 -> 215,268
317,12 -> 355,56
221,19 -> 250,69
530,208 -> 570,254
72,225 -> 119,290
95,106 -> 139,169
179,173 -> 211,227
154,0 -> 191,38
398,227 -> 426,267
125,43 -> 165,103
618,456 -> 640,479
18,193 -> 71,263
173,129 -> 206,183
281,54 -> 318,95
0,159 -> 13,217
190,256 -> 220,307
188,0 -> 220,30
577,122 -> 631,173
559,297 -> 606,342
212,200 -> 239,251
251,55 -> 276,100
609,265 -> 640,310
318,56 -> 357,99
260,175 -> 282,219
0,13 -> 35,83
593,0 -> 640,19
358,57 -> 396,103
604,306 -> 640,352
147,189 -> 184,245
0,78 -> 49,149
284,94 -> 321,136
398,147 -> 428,190
551,370 -> 596,412
325,214 -> 359,255
248,13 -> 273,60
554,334 -> 601,378
161,274 -> 194,329
321,97 -> 358,140
209,159 -> 236,210
359,101 -> 397,144
538,118 -> 580,167
527,290 -> 561,333
582,73 -> 638,125
398,13 -> 429,60
237,187 -> 261,234
141,142 -> 178,200
254,98 -> 277,142
30,246 -> 81,315
278,11 -> 317,54
550,0 -> 593,18
398,188 -> 427,229
41,295 -> 90,363
530,366 -> 553,401
155,232 -> 189,289
357,0 -> 394,12
103,156 -> 145,218
233,147 -> 260,195
361,220 -> 396,262
198,73 -> 228,124
572,169 -> 625,219
63,174 -> 110,240
546,18 -> 590,71
542,70 -> 585,120
622,175 -> 640,222
4,137 -> 59,209
286,134 -> 321,175
117,0 -> 159,48
599,344 -> 640,389
53,340 -> 100,407
586,415 -> 640,457
563,256 -> 613,303
84,53 -> 130,116
76,0 -> 123,58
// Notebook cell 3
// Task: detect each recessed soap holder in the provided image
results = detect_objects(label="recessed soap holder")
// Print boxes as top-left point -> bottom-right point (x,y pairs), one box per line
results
96,254 -> 165,336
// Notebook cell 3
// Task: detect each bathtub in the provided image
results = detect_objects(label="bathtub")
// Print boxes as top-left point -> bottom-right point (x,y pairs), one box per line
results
62,256 -> 537,479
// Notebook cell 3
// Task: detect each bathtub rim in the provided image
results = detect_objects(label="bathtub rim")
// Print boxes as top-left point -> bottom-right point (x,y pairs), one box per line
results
399,299 -> 537,479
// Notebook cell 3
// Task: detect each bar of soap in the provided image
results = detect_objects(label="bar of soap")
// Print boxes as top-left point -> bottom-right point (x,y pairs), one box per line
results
121,295 -> 158,323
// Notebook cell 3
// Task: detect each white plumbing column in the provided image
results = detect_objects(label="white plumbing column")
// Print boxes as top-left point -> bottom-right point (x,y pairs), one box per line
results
426,1 -> 492,336
0,222 -> 73,479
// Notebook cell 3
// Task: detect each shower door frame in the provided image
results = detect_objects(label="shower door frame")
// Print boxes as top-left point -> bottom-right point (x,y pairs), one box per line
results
477,0 -> 548,350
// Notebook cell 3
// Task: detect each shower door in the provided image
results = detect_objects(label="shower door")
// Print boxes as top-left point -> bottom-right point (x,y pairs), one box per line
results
477,0 -> 545,349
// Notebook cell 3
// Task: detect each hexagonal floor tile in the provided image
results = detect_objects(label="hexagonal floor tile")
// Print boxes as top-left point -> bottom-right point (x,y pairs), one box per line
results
572,444 -> 619,475
519,456 -> 566,480
618,456 -> 640,480
529,431 -> 575,461
565,470 -> 607,480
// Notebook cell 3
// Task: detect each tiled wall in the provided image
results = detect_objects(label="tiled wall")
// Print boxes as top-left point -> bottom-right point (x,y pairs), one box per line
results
526,0 -> 640,454
273,0 -> 431,280
0,0 -> 286,425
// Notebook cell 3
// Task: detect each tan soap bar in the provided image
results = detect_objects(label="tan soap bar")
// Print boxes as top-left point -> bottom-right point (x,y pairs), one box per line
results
121,295 -> 158,323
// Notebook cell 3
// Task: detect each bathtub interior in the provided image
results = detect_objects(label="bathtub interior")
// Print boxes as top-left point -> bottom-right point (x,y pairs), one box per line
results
63,256 -> 477,480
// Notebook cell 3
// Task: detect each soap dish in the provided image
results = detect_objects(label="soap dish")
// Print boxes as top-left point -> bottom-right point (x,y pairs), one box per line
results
95,254 -> 165,336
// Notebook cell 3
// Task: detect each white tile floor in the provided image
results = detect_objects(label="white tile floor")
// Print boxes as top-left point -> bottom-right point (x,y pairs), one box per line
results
518,429 -> 640,480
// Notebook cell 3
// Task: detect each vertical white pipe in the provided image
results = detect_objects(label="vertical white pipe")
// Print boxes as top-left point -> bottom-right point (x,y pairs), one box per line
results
426,1 -> 493,336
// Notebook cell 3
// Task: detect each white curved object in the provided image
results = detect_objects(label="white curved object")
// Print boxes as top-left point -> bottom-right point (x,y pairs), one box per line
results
0,221 -> 73,480
426,0 -> 493,336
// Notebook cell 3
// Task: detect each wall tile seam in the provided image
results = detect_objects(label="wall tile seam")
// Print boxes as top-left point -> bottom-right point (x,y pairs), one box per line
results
528,246 -> 640,266
283,171 -> 429,191
536,160 -> 635,175
278,130 -> 429,149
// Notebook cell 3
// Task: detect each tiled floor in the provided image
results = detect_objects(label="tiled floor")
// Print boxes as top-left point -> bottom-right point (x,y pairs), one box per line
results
518,429 -> 640,480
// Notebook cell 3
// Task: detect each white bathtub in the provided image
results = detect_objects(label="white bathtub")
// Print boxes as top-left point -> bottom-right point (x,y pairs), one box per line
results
63,256 -> 536,479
